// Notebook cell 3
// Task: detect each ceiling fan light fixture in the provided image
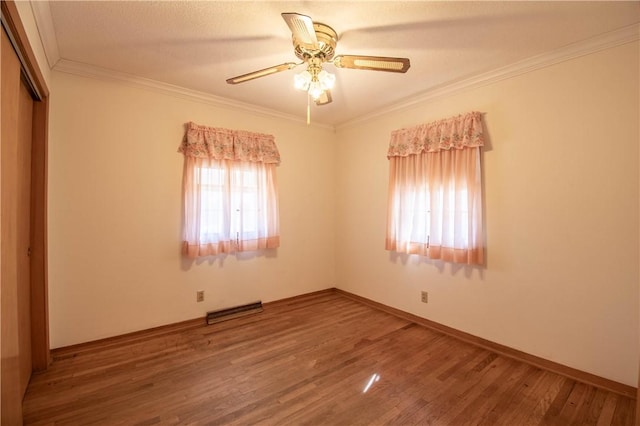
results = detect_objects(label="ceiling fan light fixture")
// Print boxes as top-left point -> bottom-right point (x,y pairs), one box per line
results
308,80 -> 324,100
294,67 -> 335,100
294,70 -> 312,90
317,70 -> 335,90
226,12 -> 410,108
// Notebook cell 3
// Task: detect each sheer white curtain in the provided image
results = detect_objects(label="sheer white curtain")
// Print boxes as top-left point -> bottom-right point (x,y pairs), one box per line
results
179,122 -> 280,258
386,112 -> 484,265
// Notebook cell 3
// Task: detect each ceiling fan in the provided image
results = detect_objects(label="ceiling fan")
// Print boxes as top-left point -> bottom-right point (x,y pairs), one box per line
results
226,13 -> 411,106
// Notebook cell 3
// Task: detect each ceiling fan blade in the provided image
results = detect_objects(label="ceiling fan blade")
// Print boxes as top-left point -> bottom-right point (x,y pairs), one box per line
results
226,62 -> 298,84
315,90 -> 332,106
282,13 -> 318,49
333,55 -> 410,73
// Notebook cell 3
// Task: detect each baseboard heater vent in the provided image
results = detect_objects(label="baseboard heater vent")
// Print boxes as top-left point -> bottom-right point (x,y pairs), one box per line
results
206,301 -> 263,325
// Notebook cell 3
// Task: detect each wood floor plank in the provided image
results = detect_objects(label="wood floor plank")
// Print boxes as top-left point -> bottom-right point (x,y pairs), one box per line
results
22,292 -> 636,425
573,386 -> 608,426
473,364 -> 544,426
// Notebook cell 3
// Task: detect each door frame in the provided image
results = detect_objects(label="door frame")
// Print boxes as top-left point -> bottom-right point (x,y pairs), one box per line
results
1,0 -> 50,371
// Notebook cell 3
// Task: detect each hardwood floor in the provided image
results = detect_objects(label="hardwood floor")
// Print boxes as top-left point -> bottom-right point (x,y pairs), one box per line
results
23,291 -> 635,425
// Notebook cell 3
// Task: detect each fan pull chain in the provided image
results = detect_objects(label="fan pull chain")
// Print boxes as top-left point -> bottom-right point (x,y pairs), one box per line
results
307,94 -> 311,125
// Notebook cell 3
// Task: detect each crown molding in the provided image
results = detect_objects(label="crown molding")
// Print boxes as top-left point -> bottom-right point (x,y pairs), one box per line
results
337,23 -> 640,130
53,59 -> 334,130
29,0 -> 59,68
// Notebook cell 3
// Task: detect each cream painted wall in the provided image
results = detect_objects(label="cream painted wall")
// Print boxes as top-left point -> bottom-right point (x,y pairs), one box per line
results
48,72 -> 336,348
48,40 -> 638,386
335,42 -> 639,386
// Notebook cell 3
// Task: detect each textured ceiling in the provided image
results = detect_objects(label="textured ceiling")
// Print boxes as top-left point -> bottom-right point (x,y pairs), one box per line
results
38,1 -> 640,126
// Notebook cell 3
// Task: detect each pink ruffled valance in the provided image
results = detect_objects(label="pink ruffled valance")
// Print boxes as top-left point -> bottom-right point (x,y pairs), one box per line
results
178,122 -> 280,164
387,111 -> 484,158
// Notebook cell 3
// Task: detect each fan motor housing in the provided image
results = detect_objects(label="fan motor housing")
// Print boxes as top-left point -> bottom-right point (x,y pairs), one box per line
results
293,22 -> 338,61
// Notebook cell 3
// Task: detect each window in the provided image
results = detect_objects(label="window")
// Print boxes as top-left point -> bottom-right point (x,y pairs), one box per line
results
193,160 -> 278,251
385,112 -> 484,265
404,186 -> 470,248
179,122 -> 280,258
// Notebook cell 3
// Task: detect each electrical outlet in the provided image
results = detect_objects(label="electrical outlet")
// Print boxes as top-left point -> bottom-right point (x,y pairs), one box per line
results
421,291 -> 428,304
196,291 -> 204,302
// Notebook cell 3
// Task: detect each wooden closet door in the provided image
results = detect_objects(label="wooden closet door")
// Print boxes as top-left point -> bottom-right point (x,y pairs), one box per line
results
1,28 -> 34,425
